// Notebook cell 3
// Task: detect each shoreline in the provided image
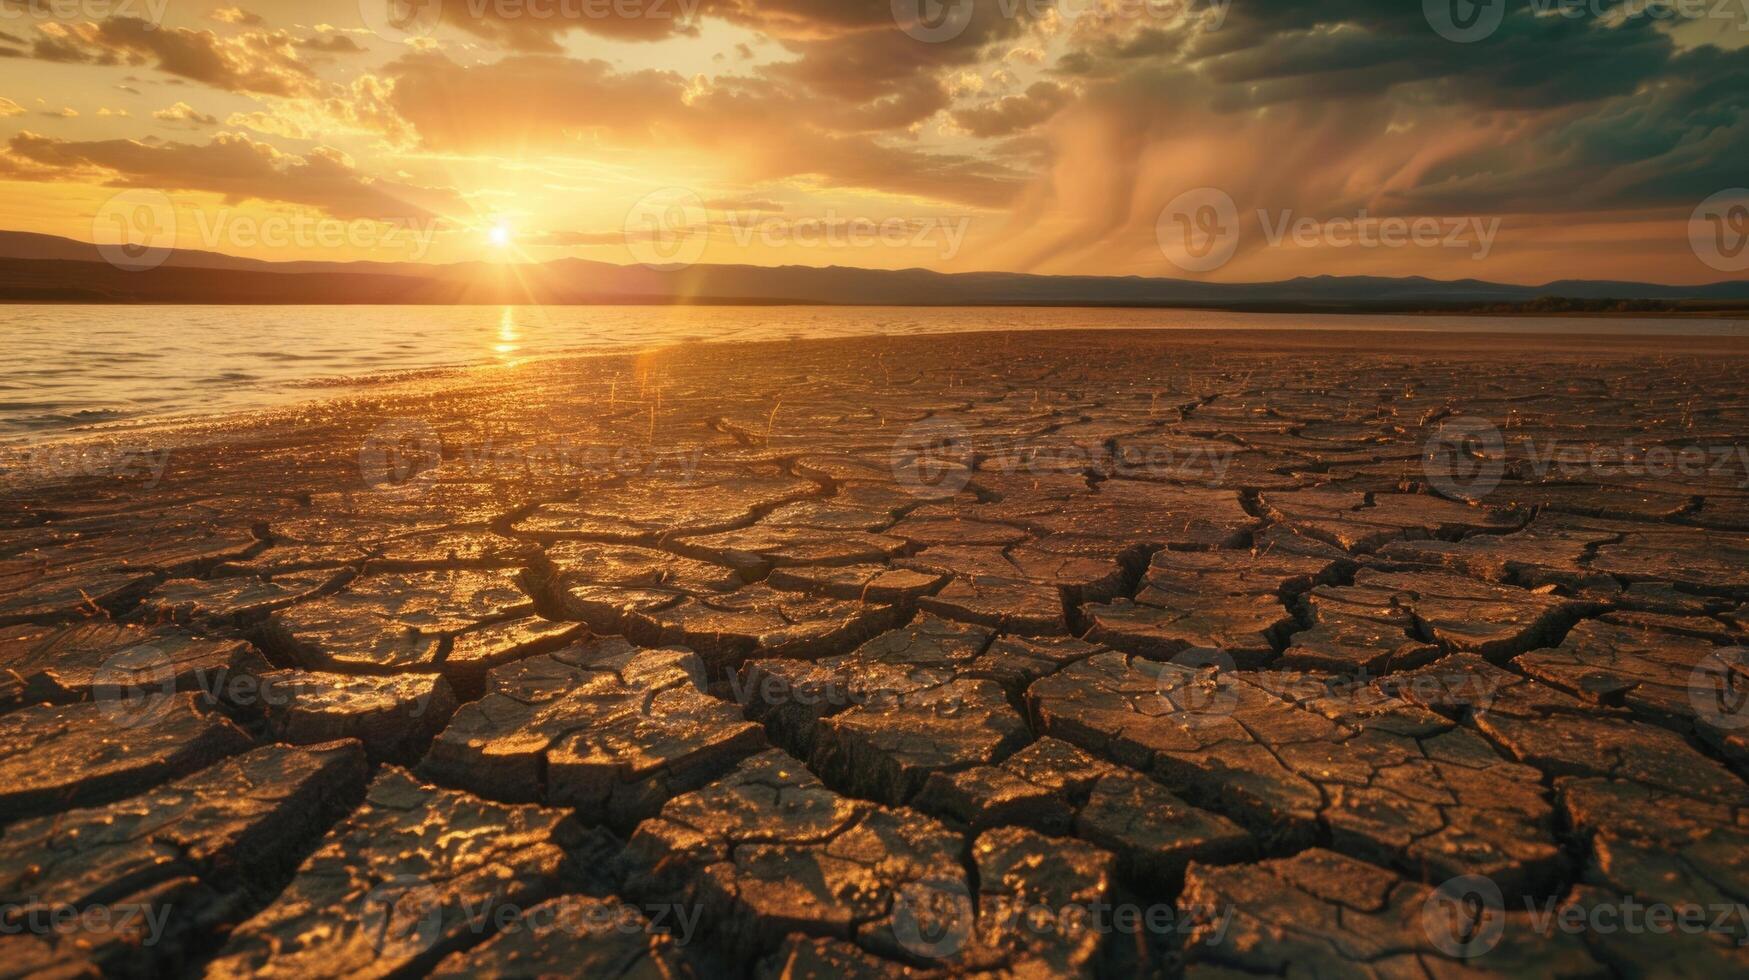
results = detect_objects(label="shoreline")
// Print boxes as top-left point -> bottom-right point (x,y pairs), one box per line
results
9,322 -> 1749,460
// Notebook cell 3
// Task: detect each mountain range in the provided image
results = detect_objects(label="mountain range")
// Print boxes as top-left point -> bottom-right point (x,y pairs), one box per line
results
3,230 -> 1745,311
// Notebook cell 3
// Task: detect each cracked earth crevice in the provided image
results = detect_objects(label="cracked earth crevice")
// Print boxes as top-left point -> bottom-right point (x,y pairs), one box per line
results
4,331 -> 1748,975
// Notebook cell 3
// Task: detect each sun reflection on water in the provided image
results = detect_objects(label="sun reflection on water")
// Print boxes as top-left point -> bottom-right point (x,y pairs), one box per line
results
494,307 -> 520,360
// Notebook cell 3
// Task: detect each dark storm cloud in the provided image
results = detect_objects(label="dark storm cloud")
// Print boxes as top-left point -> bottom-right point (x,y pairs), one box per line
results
1394,40 -> 1749,213
1069,1 -> 1687,109
1047,0 -> 1749,213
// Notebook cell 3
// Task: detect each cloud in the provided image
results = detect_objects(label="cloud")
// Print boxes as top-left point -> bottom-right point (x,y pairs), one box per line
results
296,32 -> 365,54
385,54 -> 681,147
745,1 -> 1046,135
0,96 -> 22,117
951,81 -> 1070,138
2,0 -> 1741,282
24,17 -> 322,96
410,0 -> 1037,137
153,102 -> 220,127
924,0 -> 1749,281
1062,1 -> 1686,112
221,74 -> 412,147
438,0 -> 700,49
209,6 -> 263,26
427,0 -> 1022,49
416,0 -> 944,51
225,109 -> 307,140
1093,7 -> 1749,211
383,52 -> 1021,206
1,130 -> 461,221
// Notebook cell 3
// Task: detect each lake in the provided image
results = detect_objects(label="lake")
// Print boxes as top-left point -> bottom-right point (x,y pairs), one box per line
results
6,304 -> 1746,441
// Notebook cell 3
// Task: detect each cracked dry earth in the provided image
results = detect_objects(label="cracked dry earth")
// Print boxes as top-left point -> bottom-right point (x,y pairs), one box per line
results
4,328 -> 1749,978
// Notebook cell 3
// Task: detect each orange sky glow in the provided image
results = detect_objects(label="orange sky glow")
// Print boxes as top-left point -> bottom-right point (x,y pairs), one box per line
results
0,0 -> 1745,284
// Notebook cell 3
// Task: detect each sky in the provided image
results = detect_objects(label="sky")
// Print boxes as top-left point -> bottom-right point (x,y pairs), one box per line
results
0,0 -> 1745,283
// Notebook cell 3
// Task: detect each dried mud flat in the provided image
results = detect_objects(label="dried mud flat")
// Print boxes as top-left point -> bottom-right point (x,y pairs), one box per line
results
5,327 -> 1749,978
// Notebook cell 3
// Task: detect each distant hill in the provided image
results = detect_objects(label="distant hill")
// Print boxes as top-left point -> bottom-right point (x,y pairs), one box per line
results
2,230 -> 1746,311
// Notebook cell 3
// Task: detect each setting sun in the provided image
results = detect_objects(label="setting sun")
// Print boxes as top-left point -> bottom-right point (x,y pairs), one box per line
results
488,225 -> 512,248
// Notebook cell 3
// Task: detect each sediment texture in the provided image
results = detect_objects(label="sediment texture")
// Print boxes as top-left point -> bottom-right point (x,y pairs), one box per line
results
4,329 -> 1747,976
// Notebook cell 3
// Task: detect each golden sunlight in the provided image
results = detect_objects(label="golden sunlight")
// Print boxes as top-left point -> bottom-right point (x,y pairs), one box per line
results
494,306 -> 519,359
4,6 -> 1749,978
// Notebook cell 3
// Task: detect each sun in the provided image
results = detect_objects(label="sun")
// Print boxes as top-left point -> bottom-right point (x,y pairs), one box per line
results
488,224 -> 512,248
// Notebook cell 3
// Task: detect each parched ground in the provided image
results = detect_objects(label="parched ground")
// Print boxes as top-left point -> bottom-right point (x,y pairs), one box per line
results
4,327 -> 1749,978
